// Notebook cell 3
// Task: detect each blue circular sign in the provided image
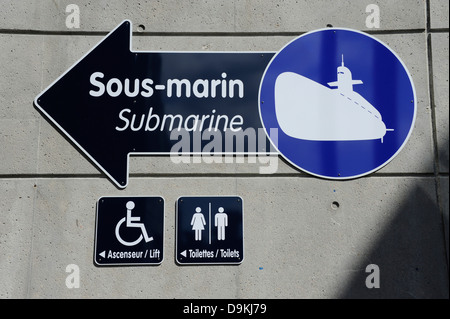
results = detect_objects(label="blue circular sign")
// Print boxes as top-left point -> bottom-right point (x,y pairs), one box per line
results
259,28 -> 416,179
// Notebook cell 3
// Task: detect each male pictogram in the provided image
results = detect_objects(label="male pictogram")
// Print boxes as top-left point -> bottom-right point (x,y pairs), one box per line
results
215,207 -> 228,241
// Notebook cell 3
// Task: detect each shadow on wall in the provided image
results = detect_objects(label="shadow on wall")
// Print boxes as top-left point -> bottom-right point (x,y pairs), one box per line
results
337,133 -> 449,299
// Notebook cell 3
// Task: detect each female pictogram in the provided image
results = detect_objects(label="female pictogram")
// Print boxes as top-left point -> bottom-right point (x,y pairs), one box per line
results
190,207 -> 206,241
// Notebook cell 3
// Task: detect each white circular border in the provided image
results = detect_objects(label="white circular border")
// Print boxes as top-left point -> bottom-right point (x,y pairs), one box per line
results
258,28 -> 417,180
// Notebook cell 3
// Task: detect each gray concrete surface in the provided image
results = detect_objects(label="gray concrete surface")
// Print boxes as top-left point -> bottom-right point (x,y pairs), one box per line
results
0,0 -> 426,32
432,33 -> 449,173
0,0 -> 448,299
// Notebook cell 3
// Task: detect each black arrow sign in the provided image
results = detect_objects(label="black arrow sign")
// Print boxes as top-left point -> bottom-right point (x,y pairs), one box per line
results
35,20 -> 275,188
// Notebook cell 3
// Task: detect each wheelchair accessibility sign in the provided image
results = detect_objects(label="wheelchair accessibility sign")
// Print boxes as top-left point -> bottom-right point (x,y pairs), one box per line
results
94,196 -> 164,266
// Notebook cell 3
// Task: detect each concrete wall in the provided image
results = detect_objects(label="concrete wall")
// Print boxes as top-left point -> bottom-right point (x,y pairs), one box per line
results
0,0 -> 448,298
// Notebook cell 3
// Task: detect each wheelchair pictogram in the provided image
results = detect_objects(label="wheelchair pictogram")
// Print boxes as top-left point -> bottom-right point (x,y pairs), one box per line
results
115,201 -> 153,246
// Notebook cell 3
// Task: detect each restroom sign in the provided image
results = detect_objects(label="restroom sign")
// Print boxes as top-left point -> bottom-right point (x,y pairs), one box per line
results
259,28 -> 416,179
176,196 -> 244,265
94,196 -> 164,266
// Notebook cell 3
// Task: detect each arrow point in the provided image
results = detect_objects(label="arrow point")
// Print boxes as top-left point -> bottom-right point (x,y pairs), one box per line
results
100,152 -> 130,189
99,251 -> 106,258
180,250 -> 187,257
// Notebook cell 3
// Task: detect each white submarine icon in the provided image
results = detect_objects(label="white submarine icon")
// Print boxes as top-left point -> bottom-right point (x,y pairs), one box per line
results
274,56 -> 393,142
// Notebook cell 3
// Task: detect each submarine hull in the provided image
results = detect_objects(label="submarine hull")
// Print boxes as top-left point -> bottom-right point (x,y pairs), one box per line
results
274,72 -> 387,141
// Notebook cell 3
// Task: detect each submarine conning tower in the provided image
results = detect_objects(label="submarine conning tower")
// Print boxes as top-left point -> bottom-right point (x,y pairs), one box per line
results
328,55 -> 363,96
